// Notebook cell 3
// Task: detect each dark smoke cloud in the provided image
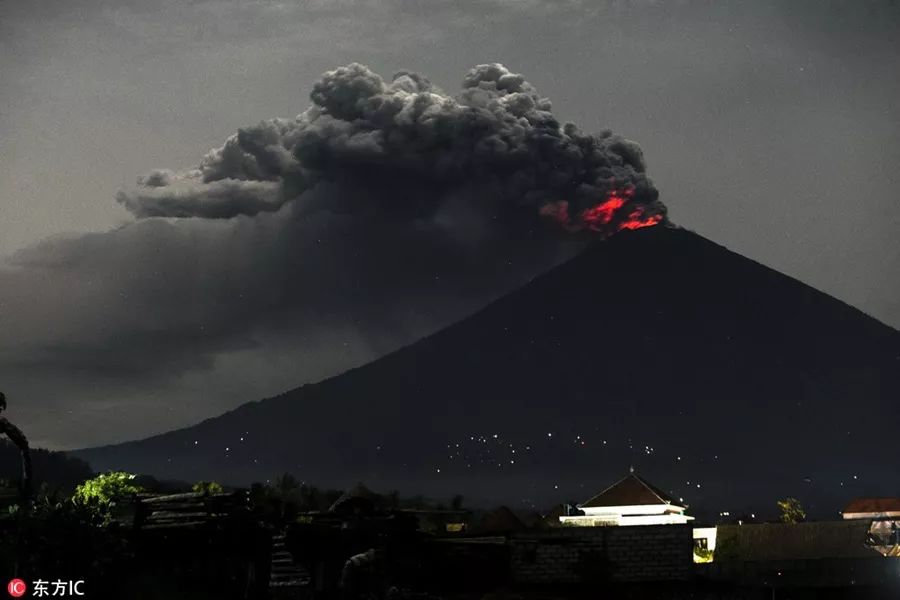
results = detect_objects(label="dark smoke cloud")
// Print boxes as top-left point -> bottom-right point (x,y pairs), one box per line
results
117,63 -> 665,233
1,63 -> 665,448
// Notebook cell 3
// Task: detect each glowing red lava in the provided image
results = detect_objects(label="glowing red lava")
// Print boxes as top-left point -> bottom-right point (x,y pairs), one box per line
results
581,196 -> 625,229
541,185 -> 661,234
617,210 -> 664,231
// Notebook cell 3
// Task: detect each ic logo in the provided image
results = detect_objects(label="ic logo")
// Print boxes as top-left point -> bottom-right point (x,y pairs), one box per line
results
6,579 -> 26,598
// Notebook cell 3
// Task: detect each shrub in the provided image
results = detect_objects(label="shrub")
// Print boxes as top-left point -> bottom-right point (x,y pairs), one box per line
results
72,472 -> 143,523
777,497 -> 806,524
191,481 -> 224,495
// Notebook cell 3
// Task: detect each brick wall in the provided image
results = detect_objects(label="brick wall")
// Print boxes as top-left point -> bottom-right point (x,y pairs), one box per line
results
509,524 -> 693,584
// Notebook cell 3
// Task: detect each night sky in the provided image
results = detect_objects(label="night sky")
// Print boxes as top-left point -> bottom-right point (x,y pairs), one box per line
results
1,0 -> 898,459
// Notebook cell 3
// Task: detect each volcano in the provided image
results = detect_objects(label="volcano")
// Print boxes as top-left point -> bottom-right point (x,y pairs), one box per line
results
74,226 -> 899,517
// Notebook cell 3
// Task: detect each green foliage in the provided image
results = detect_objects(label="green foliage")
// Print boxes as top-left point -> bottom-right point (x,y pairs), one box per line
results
249,474 -> 336,526
191,480 -> 224,495
0,488 -> 131,585
73,471 -> 143,516
693,547 -> 714,563
777,497 -> 806,524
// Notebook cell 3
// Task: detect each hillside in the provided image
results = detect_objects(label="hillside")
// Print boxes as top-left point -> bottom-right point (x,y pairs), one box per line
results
74,226 -> 899,514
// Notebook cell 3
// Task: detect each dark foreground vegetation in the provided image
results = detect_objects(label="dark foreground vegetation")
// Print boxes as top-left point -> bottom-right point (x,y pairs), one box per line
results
2,445 -> 899,600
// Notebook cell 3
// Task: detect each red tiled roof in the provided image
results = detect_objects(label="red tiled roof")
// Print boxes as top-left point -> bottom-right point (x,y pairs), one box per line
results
843,498 -> 900,514
580,473 -> 683,509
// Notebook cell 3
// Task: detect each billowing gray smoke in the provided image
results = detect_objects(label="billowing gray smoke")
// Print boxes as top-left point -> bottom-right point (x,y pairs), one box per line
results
118,63 -> 665,234
2,63 -> 666,448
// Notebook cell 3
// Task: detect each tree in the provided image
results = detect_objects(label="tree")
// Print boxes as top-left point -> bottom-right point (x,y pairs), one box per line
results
450,494 -> 464,510
1,442 -> 93,493
256,473 -> 305,524
191,481 -> 224,495
2,488 -> 131,588
0,391 -> 32,502
777,497 -> 806,524
273,473 -> 300,497
299,484 -> 323,511
73,472 -> 143,508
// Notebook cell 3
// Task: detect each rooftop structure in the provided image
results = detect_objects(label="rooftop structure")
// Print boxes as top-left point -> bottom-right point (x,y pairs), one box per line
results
842,498 -> 900,520
559,472 -> 693,527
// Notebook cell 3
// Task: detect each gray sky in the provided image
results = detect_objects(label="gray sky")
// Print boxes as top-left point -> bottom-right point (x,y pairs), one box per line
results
1,0 -> 898,448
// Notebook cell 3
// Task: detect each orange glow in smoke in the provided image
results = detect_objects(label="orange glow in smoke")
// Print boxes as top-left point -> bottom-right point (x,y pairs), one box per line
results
581,196 -> 625,229
541,184 -> 661,235
617,209 -> 664,231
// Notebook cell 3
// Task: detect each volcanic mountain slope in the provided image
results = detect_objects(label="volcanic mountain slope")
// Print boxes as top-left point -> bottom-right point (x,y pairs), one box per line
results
75,226 -> 899,514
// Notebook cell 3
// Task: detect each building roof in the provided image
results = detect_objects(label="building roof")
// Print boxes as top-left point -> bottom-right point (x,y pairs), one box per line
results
843,497 -> 900,514
476,505 -> 526,534
579,473 -> 684,509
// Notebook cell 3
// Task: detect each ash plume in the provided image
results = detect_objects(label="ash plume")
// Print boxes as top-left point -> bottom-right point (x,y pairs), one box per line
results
1,63 -> 667,447
118,63 -> 666,235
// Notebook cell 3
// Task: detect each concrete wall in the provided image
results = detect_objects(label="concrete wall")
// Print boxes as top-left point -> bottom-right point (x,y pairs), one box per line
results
708,521 -> 900,588
509,524 -> 693,585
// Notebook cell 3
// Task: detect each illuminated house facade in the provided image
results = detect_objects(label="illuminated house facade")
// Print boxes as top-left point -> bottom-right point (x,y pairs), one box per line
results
559,472 -> 694,527
842,498 -> 900,557
842,498 -> 900,520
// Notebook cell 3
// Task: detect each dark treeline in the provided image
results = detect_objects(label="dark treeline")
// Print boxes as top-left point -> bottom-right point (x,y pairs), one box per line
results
247,474 -> 468,527
0,441 -> 93,493
0,448 -> 468,518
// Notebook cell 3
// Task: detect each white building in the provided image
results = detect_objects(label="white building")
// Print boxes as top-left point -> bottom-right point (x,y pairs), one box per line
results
559,472 -> 694,527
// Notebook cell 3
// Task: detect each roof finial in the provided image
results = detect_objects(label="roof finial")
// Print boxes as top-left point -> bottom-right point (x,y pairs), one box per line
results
629,464 -> 634,474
